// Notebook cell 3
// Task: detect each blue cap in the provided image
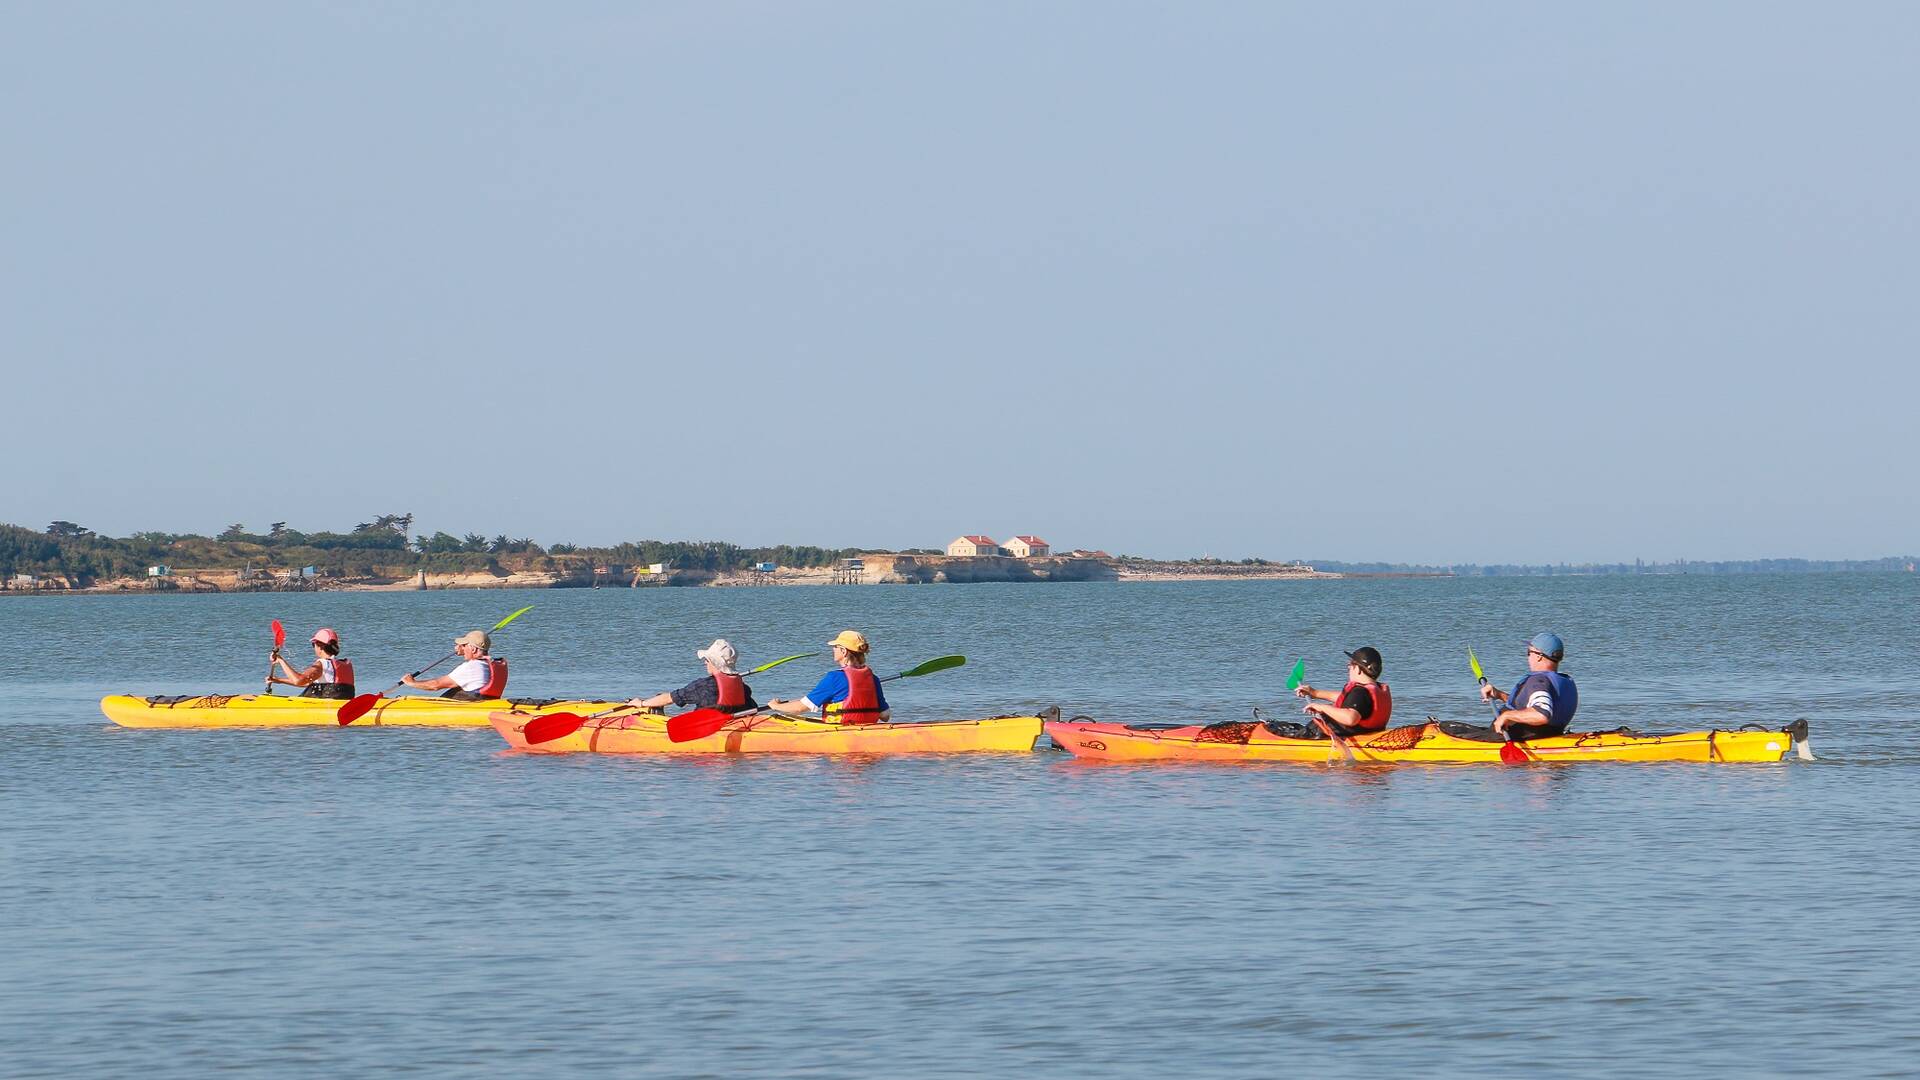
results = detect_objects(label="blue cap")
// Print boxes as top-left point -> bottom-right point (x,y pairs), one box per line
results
1526,632 -> 1565,661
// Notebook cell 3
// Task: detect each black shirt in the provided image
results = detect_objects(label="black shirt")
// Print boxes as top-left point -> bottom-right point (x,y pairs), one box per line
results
1337,684 -> 1374,723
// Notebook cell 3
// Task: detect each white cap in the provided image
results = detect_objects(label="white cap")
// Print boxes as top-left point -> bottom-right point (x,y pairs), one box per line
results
696,639 -> 739,674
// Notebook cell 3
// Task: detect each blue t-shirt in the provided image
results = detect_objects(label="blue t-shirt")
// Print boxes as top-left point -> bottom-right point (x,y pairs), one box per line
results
804,668 -> 889,713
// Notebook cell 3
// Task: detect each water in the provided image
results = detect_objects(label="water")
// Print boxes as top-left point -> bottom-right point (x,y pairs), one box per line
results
3,576 -> 1917,1077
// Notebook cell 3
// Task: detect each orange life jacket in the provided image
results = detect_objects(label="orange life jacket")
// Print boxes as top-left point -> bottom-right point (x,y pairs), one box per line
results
1341,680 -> 1392,731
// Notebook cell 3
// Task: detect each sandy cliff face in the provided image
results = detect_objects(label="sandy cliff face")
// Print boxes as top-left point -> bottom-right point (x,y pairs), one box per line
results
860,554 -> 1118,584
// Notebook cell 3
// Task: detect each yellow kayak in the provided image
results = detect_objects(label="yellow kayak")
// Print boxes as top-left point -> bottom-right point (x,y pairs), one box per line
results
490,708 -> 1047,754
101,693 -> 613,729
1045,717 -> 1813,764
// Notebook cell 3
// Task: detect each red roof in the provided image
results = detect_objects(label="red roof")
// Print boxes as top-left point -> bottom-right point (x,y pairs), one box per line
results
957,535 -> 997,544
1009,536 -> 1049,545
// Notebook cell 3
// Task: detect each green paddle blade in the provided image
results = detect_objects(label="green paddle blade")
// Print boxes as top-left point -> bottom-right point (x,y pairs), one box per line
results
1285,658 -> 1305,692
896,655 -> 966,679
493,605 -> 535,632
748,652 -> 818,675
1468,647 -> 1485,682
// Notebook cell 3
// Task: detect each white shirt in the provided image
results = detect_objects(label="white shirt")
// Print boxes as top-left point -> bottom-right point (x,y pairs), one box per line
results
448,658 -> 491,692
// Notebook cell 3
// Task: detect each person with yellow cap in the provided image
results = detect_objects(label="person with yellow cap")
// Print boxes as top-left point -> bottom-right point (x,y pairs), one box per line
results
763,630 -> 890,724
402,630 -> 509,700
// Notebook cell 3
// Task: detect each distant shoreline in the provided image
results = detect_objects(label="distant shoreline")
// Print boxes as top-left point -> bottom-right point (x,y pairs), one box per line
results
4,555 -> 1342,594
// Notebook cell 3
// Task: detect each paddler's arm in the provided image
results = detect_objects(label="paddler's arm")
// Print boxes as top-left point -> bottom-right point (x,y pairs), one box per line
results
269,659 -> 320,687
1302,700 -> 1362,727
401,673 -> 459,692
626,691 -> 673,709
1294,683 -> 1336,703
762,696 -> 818,715
1491,706 -> 1550,734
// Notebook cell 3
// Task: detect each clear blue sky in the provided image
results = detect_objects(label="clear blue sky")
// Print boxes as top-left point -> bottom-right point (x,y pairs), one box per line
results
5,3 -> 1914,563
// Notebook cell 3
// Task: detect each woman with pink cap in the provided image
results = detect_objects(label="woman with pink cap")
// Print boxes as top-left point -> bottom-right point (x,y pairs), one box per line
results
269,628 -> 357,700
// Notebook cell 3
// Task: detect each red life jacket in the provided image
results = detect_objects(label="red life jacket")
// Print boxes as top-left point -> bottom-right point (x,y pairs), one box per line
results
320,657 -> 355,688
713,671 -> 747,711
832,665 -> 883,725
478,657 -> 509,698
301,656 -> 356,699
1342,680 -> 1392,731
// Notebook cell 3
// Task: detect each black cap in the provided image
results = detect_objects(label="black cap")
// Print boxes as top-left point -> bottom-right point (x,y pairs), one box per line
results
1343,647 -> 1383,677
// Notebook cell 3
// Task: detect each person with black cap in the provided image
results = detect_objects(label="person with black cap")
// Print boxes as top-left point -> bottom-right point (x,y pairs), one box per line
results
1482,632 -> 1578,739
1294,647 -> 1393,738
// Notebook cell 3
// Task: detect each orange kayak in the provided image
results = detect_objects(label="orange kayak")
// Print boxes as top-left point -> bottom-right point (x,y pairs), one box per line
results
490,708 -> 1048,755
1045,717 -> 1813,764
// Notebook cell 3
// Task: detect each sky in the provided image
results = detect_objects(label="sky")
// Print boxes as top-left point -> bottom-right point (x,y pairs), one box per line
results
3,2 -> 1915,563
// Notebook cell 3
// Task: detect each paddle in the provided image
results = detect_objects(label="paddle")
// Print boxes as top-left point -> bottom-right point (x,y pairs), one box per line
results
336,605 -> 535,725
264,619 -> 286,694
665,654 -> 967,744
1469,647 -> 1533,763
519,651 -> 824,745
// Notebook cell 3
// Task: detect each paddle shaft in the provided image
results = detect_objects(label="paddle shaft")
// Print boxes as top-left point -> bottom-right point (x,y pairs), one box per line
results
264,620 -> 285,695
1471,648 -> 1534,762
377,649 -> 460,697
1306,713 -> 1358,763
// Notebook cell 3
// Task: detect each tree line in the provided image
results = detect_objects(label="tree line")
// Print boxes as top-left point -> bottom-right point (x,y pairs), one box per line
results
1,518 -> 863,584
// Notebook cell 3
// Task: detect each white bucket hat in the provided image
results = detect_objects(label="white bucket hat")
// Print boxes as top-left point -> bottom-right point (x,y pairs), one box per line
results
696,638 -> 740,674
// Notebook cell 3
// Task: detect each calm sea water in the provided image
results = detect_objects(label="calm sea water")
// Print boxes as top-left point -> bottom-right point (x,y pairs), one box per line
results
3,576 -> 1917,1077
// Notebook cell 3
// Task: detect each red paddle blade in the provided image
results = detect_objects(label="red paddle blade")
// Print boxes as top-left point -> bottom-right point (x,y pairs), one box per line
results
271,619 -> 286,649
1499,740 -> 1530,764
336,694 -> 379,726
522,712 -> 589,745
667,708 -> 733,743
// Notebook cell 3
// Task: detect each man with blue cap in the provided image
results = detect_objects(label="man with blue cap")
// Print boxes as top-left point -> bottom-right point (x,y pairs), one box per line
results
1481,632 -> 1579,740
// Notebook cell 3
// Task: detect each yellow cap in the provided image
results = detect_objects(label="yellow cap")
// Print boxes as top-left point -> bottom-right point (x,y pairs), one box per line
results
827,630 -> 869,654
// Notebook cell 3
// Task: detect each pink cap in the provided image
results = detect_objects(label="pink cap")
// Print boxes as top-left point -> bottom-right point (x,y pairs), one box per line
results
311,628 -> 340,646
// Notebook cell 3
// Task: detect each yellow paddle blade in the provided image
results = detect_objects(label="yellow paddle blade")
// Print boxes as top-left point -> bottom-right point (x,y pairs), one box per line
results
493,606 -> 535,632
1468,647 -> 1486,682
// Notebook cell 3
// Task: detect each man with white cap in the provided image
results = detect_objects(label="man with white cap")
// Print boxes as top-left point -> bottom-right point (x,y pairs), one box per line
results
627,639 -> 758,714
403,630 -> 509,700
763,630 -> 890,724
1482,632 -> 1579,740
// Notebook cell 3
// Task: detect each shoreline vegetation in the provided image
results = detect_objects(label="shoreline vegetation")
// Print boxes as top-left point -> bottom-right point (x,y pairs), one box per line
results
2,520 -> 1913,594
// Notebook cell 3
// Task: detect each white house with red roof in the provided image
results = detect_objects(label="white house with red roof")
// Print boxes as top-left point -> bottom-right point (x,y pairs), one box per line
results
1002,535 -> 1051,558
947,535 -> 1003,557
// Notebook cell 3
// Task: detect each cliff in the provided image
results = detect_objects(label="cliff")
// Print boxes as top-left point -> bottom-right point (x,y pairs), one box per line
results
858,554 -> 1119,584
